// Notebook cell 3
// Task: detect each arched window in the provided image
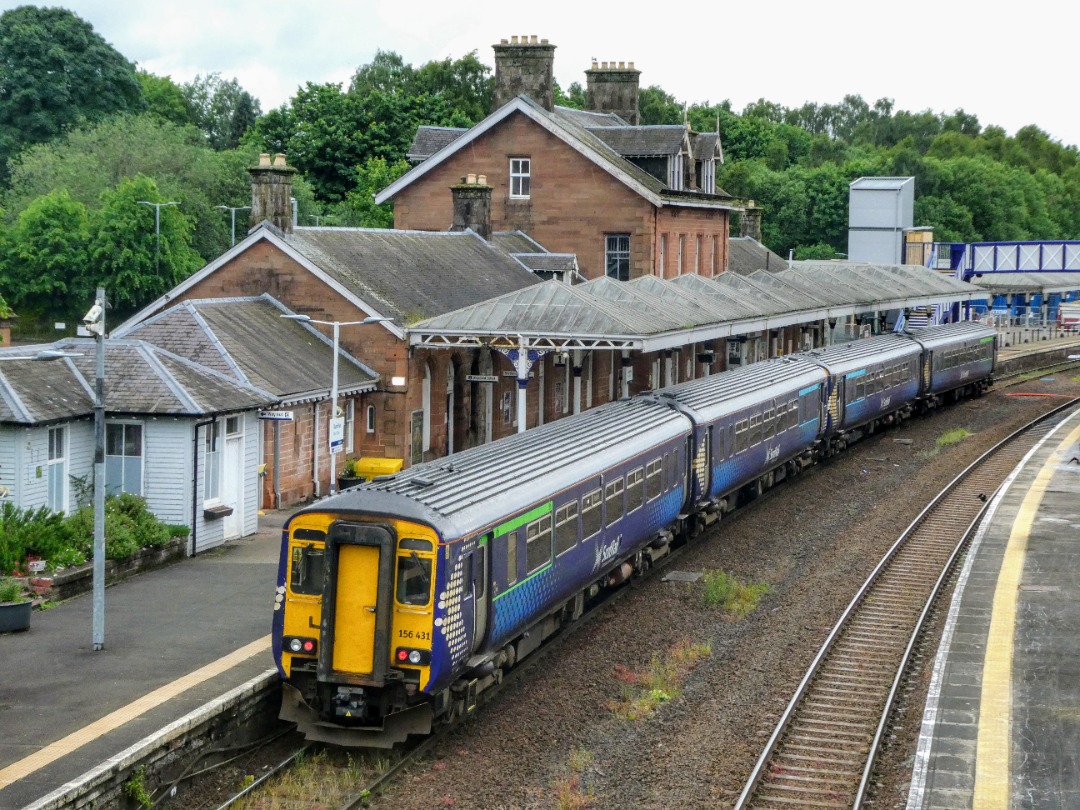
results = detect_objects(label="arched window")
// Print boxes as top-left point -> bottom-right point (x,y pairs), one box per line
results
366,404 -> 376,433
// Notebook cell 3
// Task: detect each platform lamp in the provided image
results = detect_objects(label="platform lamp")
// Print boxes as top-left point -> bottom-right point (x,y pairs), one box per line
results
83,288 -> 107,651
280,313 -> 392,495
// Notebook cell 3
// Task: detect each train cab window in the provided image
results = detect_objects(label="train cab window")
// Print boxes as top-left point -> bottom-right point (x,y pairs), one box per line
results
605,478 -> 624,526
395,553 -> 432,606
626,467 -> 644,512
289,532 -> 326,596
507,531 -> 519,585
526,515 -> 552,574
645,460 -> 662,500
581,488 -> 603,539
555,502 -> 579,556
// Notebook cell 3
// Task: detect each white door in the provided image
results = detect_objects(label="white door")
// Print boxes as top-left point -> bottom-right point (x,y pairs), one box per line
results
222,422 -> 243,539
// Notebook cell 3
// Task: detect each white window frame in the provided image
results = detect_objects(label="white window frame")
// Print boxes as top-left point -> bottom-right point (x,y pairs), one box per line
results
204,420 -> 221,503
605,234 -> 631,281
510,157 -> 531,199
345,399 -> 355,453
422,364 -> 432,452
366,404 -> 376,434
659,234 -> 666,278
106,421 -> 144,497
47,425 -> 66,513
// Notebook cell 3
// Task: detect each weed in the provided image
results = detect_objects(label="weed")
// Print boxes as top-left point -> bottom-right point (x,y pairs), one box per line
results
608,639 -> 711,720
936,427 -> 972,448
700,569 -> 770,616
123,767 -> 153,808
567,746 -> 594,773
553,772 -> 594,810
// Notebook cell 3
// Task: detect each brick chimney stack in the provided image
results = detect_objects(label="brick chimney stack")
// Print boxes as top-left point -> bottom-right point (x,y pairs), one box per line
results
586,60 -> 641,125
450,174 -> 493,241
740,201 -> 763,242
492,35 -> 556,112
249,153 -> 297,234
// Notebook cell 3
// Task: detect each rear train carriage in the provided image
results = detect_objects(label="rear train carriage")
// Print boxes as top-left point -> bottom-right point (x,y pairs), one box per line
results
803,334 -> 924,452
908,321 -> 996,402
273,396 -> 693,746
655,356 -> 828,520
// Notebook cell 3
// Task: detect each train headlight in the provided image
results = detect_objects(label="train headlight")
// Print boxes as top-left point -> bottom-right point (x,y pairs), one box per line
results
284,636 -> 318,656
394,647 -> 430,666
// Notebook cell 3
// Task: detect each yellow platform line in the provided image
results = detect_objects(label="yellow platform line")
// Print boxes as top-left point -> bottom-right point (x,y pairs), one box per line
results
0,635 -> 271,791
973,422 -> 1080,808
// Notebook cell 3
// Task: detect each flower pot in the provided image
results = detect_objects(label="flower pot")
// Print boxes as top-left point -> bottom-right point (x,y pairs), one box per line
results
337,476 -> 364,492
0,600 -> 31,633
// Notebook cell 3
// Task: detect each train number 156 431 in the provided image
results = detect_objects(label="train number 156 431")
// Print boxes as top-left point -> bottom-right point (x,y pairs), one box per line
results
398,629 -> 431,640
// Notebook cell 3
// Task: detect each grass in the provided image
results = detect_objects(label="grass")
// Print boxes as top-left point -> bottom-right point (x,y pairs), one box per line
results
700,569 -> 770,616
935,427 -> 972,448
231,748 -> 380,810
609,639 -> 711,721
552,747 -> 596,810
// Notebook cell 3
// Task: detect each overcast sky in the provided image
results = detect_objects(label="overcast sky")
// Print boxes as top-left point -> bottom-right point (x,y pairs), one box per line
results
6,0 -> 1078,148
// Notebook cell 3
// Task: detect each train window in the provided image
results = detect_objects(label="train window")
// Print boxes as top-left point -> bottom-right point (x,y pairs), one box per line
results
626,467 -> 644,512
525,515 -> 552,574
763,408 -> 775,440
749,414 -> 762,447
395,553 -> 432,606
645,460 -> 662,500
605,478 -> 624,526
507,531 -> 519,585
474,549 -> 486,599
555,502 -> 579,556
581,488 -> 603,537
290,544 -> 325,595
400,538 -> 432,552
735,419 -> 748,453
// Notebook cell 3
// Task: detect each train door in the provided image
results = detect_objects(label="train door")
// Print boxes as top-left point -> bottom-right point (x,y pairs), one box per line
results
471,538 -> 489,653
691,428 -> 710,504
323,522 -> 394,682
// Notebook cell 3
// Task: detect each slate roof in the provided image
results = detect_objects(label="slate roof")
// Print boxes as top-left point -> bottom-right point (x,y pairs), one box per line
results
285,227 -> 542,325
114,295 -> 379,401
407,126 -> 467,162
588,126 -> 685,157
552,106 -> 628,128
727,236 -> 788,275
0,339 -> 275,425
377,95 -> 738,211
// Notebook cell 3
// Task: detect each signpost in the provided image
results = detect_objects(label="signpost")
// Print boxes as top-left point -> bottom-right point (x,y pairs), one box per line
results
329,416 -> 345,455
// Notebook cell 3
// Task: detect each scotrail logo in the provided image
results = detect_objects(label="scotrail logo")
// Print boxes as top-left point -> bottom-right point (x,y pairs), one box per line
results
881,395 -> 891,410
765,445 -> 780,463
592,536 -> 621,572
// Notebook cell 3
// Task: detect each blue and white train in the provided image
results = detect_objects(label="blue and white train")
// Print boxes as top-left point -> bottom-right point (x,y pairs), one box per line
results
272,321 -> 996,746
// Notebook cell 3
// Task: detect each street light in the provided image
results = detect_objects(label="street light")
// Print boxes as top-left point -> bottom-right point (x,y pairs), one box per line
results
281,313 -> 391,494
83,288 -> 107,651
216,204 -> 251,246
137,200 -> 180,272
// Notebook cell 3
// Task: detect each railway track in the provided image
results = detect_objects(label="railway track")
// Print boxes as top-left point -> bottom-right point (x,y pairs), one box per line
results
734,397 -> 1080,810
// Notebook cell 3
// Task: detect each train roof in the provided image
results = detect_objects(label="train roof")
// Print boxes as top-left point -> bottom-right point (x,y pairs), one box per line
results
799,332 -> 923,375
307,396 -> 691,540
902,320 -> 997,349
657,355 -> 826,420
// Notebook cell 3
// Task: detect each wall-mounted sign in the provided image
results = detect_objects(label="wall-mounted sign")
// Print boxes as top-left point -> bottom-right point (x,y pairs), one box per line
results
466,374 -> 498,383
259,410 -> 294,421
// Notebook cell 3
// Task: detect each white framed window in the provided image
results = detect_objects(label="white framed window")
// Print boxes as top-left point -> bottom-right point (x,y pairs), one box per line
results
366,404 -> 376,433
422,364 -> 432,452
345,399 -> 355,453
711,236 -> 718,276
106,422 -> 143,496
605,234 -> 630,281
510,157 -> 531,198
47,426 -> 66,513
659,235 -> 666,278
677,235 -> 685,276
204,421 -> 221,502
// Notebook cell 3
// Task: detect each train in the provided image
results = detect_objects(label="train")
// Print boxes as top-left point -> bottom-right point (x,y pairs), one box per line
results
271,320 -> 997,747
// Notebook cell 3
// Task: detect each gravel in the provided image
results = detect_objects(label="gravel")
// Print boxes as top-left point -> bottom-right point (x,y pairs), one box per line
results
366,375 -> 1080,810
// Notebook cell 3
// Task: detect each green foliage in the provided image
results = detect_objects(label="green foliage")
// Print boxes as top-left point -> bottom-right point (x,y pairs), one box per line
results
65,492 -> 173,562
0,6 -> 143,175
137,70 -> 196,128
0,502 -> 72,575
87,175 -> 204,310
0,576 -> 26,602
700,569 -> 770,616
936,427 -> 972,448
122,767 -> 153,808
554,80 -> 586,110
340,157 -> 410,228
182,73 -> 262,150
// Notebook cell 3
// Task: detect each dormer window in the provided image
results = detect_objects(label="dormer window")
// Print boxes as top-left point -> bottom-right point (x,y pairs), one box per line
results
510,157 -> 531,198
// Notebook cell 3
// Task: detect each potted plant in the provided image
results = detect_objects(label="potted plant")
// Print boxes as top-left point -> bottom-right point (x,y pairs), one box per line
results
0,577 -> 31,633
337,457 -> 364,492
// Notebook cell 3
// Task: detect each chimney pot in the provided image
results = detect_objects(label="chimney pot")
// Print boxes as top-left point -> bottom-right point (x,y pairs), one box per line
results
511,35 -> 519,44
478,174 -> 487,185
259,153 -> 271,168
500,38 -> 508,44
466,173 -> 477,184
530,35 -> 538,44
618,61 -> 625,69
272,153 -> 287,168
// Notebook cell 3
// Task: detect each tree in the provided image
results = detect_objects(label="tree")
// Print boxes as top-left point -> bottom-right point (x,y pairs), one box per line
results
0,6 -> 143,173
86,176 -> 203,311
340,156 -> 410,228
1,189 -> 91,315
182,73 -> 262,150
137,71 -> 196,128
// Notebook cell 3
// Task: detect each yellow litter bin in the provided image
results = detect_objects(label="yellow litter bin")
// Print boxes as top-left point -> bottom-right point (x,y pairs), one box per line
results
355,457 -> 403,481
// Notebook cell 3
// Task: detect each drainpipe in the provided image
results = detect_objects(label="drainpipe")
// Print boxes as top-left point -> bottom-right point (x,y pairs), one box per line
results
312,402 -> 321,497
191,417 -> 216,557
273,421 -> 281,508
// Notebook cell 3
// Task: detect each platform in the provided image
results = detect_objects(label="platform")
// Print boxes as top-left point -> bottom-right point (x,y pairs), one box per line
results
907,405 -> 1080,808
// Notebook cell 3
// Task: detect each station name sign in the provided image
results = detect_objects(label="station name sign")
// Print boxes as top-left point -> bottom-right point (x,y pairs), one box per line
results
259,410 -> 294,421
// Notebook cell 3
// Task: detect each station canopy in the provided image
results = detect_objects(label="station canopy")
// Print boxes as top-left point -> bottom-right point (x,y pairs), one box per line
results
408,261 -> 984,352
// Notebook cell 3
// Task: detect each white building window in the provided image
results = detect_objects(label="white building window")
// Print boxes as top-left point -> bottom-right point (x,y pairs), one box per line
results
47,426 -> 66,512
345,399 -> 355,453
658,235 -> 666,278
605,234 -> 630,281
677,235 -> 685,276
366,404 -> 376,433
510,157 -> 531,198
106,422 -> 143,496
422,364 -> 432,452
204,421 -> 221,501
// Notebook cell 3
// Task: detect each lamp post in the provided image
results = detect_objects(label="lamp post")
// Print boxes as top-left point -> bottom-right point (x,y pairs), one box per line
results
281,313 -> 391,494
216,205 -> 251,246
83,288 -> 107,650
137,200 -> 180,272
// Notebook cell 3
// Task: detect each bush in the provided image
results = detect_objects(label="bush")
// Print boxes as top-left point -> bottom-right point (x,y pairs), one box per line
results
65,493 -> 171,561
0,502 -> 72,575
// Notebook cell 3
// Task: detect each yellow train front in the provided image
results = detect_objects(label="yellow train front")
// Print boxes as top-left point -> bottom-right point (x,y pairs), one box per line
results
272,496 -> 446,747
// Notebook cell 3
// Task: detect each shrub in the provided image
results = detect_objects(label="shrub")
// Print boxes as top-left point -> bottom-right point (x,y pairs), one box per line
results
0,502 -> 72,574
64,493 -> 174,562
0,576 -> 26,603
700,569 -> 770,616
